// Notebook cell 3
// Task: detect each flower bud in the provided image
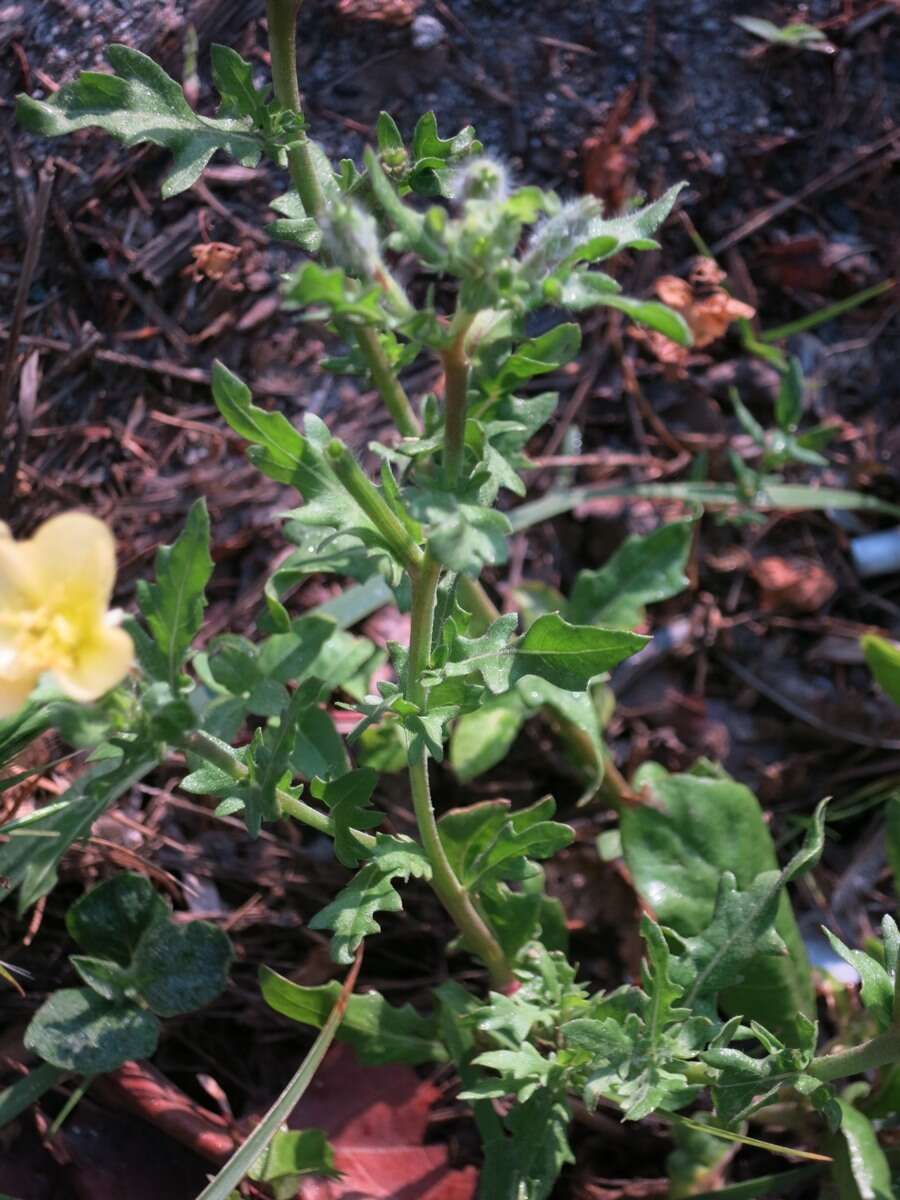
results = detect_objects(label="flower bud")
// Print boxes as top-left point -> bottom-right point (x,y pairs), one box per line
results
451,156 -> 509,205
320,200 -> 383,279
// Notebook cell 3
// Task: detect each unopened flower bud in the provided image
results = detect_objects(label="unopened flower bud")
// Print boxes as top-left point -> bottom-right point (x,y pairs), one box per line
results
451,156 -> 509,205
320,200 -> 382,279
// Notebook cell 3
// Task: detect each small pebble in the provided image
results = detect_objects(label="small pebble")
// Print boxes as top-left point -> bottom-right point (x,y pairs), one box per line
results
411,14 -> 446,50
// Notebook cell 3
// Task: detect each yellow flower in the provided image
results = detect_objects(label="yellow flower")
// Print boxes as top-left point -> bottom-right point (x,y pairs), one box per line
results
0,513 -> 133,717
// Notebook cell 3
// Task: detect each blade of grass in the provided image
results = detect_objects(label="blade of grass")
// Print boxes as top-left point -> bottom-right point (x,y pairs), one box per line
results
666,1113 -> 832,1163
196,950 -> 363,1200
761,280 -> 895,343
509,479 -> 900,533
311,574 -> 394,629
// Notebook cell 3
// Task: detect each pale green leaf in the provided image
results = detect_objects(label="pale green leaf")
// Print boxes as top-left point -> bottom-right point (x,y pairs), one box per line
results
16,45 -> 261,197
567,521 -> 693,629
24,987 -> 159,1073
260,968 -> 447,1065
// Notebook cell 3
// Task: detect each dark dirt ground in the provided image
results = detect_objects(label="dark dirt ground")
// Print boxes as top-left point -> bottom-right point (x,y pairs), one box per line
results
2,1 -> 900,1197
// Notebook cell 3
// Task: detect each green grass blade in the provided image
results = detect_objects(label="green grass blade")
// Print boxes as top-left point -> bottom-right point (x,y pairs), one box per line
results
509,479 -> 900,533
666,1113 -> 832,1163
196,953 -> 362,1200
761,280 -> 895,343
311,575 -> 393,629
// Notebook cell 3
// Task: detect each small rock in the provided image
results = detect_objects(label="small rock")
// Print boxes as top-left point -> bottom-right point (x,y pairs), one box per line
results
411,14 -> 446,49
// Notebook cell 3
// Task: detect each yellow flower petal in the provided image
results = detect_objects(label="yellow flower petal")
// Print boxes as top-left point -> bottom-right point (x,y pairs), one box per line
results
0,524 -> 34,611
52,622 -> 134,703
0,669 -> 40,719
18,513 -> 118,612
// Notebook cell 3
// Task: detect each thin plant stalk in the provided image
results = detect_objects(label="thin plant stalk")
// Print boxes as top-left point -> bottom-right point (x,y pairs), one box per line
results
405,552 -> 514,990
196,951 -> 363,1200
264,3 -> 513,990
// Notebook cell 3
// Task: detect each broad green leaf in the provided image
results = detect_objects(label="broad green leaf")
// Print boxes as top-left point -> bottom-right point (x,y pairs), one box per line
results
248,1130 -> 339,1188
620,763 -> 816,1041
290,707 -> 349,781
376,110 -> 404,156
822,918 -> 898,1031
309,835 -> 432,964
450,691 -> 527,781
283,261 -> 388,326
267,190 -> 320,251
581,183 -> 686,257
210,43 -> 269,126
515,677 -> 605,776
861,634 -> 900,707
411,110 -> 479,164
136,499 -> 213,686
69,955 -> 131,1003
259,968 -> 447,1065
16,45 -> 261,197
828,1099 -> 892,1200
565,286 -> 692,345
310,768 -> 381,867
672,799 -> 828,1016
132,918 -> 232,1017
24,987 -> 159,1073
438,796 -> 573,890
483,324 -> 581,392
411,490 -> 511,576
67,872 -> 167,966
567,521 -> 693,629
212,363 -> 378,553
437,612 -> 646,695
0,748 -> 159,913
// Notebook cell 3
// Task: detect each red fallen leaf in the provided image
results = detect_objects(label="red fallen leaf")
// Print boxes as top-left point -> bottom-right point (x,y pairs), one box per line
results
290,1044 -> 477,1200
752,555 -> 837,613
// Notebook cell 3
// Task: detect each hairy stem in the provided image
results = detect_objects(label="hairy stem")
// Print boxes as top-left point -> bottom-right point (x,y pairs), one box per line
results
440,312 -> 475,491
406,552 -> 515,990
807,1028 -> 900,1083
266,0 -> 419,434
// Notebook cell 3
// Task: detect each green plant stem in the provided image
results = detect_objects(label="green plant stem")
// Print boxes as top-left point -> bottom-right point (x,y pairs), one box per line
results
326,439 -> 423,573
266,0 -> 419,438
807,1028 -> 900,1083
355,325 -> 421,437
406,552 -> 515,990
181,729 -> 376,848
440,312 -> 475,490
266,0 -> 324,221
